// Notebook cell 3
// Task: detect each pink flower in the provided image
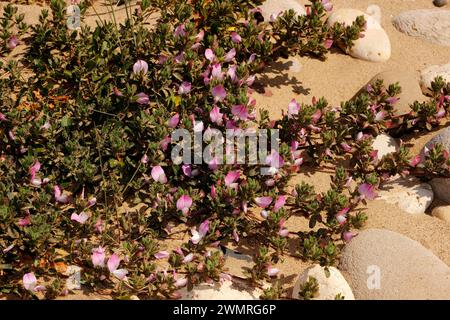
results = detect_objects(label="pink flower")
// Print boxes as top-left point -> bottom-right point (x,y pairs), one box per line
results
168,113 -> 180,128
340,142 -> 352,153
18,213 -> 31,227
265,150 -> 285,169
7,35 -> 18,50
178,82 -> 192,95
210,105 -> 224,125
195,30 -> 205,42
87,197 -> 97,207
273,196 -> 286,212
183,253 -> 194,263
174,24 -> 186,37
191,219 -> 209,244
136,92 -> 150,105
311,109 -> 322,123
232,229 -> 239,243
322,0 -> 333,11
133,60 -> 148,75
224,48 -> 236,62
141,154 -> 149,164
160,136 -> 171,151
343,231 -> 355,242
231,32 -> 242,43
255,196 -> 273,208
267,266 -> 279,277
208,157 -> 219,171
324,39 -> 333,49
410,154 -> 421,167
278,228 -> 289,237
212,85 -> 227,102
210,185 -> 217,199
374,111 -> 385,122
29,161 -> 41,179
435,108 -> 446,119
205,48 -> 215,62
288,99 -> 300,118
231,104 -> 249,121
95,218 -> 104,233
91,247 -> 106,267
385,97 -> 399,105
224,171 -> 240,188
107,253 -> 120,273
227,65 -> 238,82
154,251 -> 170,259
54,185 -> 70,204
211,63 -> 223,80
248,53 -> 256,64
113,87 -> 123,97
177,195 -> 193,215
151,166 -> 168,184
358,183 -> 377,200
0,112 -> 6,121
71,212 -> 90,224
23,272 -> 44,292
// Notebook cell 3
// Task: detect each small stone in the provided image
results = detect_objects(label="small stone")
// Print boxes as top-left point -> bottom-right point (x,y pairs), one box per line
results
422,126 -> 450,156
378,175 -> 433,214
327,9 -> 391,62
291,265 -> 355,300
64,265 -> 82,291
432,205 -> 450,222
429,178 -> 450,204
419,62 -> 450,95
372,134 -> 399,158
179,280 -> 261,300
392,10 -> 450,47
259,0 -> 306,22
433,0 -> 448,8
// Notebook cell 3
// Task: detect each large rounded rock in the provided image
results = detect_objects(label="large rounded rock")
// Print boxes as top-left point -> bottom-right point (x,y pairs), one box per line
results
354,70 -> 425,115
179,280 -> 261,300
419,62 -> 450,95
392,10 -> 450,47
339,229 -> 450,299
259,0 -> 306,21
291,265 -> 355,300
377,175 -> 433,214
327,8 -> 391,62
432,205 -> 450,223
429,178 -> 450,204
372,134 -> 399,158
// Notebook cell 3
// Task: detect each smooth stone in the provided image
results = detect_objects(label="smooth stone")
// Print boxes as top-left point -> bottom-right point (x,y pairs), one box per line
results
291,265 -> 355,300
434,0 -> 448,7
64,265 -> 82,291
327,9 -> 391,62
259,0 -> 306,21
423,126 -> 450,155
354,70 -> 425,115
419,62 -> 450,95
339,229 -> 450,299
432,205 -> 450,222
429,178 -> 450,204
392,10 -> 450,46
179,280 -> 261,300
372,134 -> 399,158
377,175 -> 433,214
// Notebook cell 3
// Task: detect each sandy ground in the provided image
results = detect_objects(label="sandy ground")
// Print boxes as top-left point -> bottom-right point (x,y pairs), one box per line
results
1,0 -> 450,299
